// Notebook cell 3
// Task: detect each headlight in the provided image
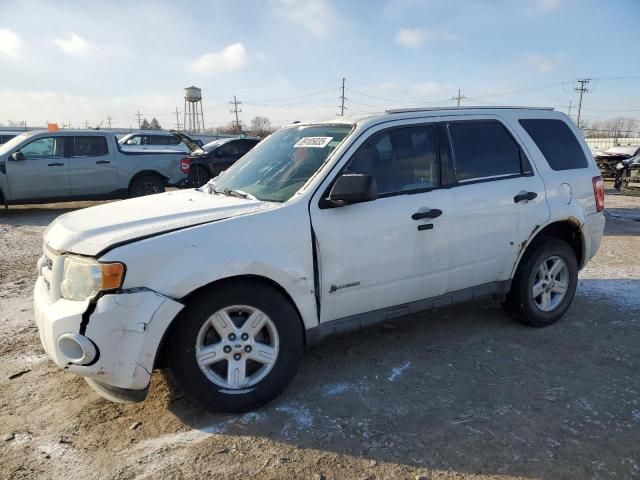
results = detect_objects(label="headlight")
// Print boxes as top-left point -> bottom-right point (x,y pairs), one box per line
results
60,256 -> 125,301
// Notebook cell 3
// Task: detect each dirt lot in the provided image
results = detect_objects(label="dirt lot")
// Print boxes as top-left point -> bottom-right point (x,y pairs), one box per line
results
1,188 -> 639,480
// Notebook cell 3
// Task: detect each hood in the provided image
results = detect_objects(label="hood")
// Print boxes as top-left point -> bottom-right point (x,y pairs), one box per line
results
45,189 -> 279,256
169,130 -> 205,154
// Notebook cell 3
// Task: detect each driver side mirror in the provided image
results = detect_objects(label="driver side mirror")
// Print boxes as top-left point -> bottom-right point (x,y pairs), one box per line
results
327,173 -> 377,207
10,152 -> 25,161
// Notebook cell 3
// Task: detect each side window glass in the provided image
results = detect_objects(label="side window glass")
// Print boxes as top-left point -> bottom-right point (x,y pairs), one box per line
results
20,137 -> 63,158
448,121 -> 521,182
74,136 -> 108,157
217,142 -> 239,156
345,125 -> 439,195
126,136 -> 142,145
519,119 -> 588,171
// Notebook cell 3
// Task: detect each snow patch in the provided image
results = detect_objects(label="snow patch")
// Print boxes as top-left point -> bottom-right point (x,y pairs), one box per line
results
578,264 -> 640,310
388,361 -> 411,382
323,383 -> 351,396
275,402 -> 314,429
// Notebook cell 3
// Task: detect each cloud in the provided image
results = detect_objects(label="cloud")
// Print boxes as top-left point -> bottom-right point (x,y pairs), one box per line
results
53,33 -> 128,58
536,0 -> 561,12
270,0 -> 337,38
524,53 -> 567,73
0,28 -> 21,57
395,28 -> 458,48
411,81 -> 454,97
54,33 -> 95,56
190,43 -> 248,74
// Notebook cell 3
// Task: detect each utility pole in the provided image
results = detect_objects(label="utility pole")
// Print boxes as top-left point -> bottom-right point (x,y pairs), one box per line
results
106,115 -> 113,128
452,89 -> 466,107
174,107 -> 182,130
567,100 -> 572,120
135,110 -> 143,129
229,95 -> 242,133
85,120 -> 90,128
338,77 -> 346,116
574,78 -> 591,129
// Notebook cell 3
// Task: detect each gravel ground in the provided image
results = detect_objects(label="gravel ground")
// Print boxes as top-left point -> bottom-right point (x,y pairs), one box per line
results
0,187 -> 639,480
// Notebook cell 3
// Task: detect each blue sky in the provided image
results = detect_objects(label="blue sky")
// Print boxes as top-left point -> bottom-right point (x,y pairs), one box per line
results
0,0 -> 638,128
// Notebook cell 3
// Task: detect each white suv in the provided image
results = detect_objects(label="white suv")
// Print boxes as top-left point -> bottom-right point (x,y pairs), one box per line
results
33,107 -> 605,412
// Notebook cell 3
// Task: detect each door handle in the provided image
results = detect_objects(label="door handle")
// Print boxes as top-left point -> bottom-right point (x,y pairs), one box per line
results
514,191 -> 537,203
95,160 -> 111,164
47,162 -> 64,167
412,209 -> 442,220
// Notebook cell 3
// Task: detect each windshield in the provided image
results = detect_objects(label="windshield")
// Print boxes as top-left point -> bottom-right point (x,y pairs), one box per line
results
202,139 -> 228,152
211,124 -> 352,202
0,132 -> 35,155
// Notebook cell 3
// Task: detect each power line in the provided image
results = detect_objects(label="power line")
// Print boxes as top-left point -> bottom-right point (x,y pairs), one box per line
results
452,89 -> 466,107
229,95 -> 242,133
338,77 -> 347,116
174,107 -> 182,130
574,78 -> 591,128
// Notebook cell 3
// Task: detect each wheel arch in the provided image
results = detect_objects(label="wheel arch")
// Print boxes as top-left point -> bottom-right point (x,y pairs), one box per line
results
128,170 -> 169,193
512,219 -> 585,277
153,274 -> 307,369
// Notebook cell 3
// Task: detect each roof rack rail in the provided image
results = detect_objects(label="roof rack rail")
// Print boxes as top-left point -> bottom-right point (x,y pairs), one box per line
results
385,106 -> 555,114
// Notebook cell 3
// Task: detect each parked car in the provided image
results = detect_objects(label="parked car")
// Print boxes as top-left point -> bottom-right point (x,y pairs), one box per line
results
614,154 -> 640,195
171,131 -> 260,187
0,130 -> 189,205
0,131 -> 18,144
119,131 -> 203,153
594,145 -> 640,178
33,107 -> 605,413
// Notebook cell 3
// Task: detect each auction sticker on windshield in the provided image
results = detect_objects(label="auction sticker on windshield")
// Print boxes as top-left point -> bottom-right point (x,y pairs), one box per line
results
294,137 -> 333,148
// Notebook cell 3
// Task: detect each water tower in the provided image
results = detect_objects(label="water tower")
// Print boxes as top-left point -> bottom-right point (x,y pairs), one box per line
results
183,86 -> 205,133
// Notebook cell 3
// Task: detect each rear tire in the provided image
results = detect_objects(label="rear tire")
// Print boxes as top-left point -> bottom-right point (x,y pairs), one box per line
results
188,165 -> 211,188
129,174 -> 165,197
504,237 -> 578,327
167,280 -> 304,413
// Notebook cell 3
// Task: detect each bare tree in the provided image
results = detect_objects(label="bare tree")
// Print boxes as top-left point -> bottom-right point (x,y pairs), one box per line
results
582,117 -> 639,138
249,116 -> 273,137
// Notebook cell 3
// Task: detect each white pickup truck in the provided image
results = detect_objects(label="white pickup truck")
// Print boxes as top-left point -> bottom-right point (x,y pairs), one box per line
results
33,107 -> 605,413
0,130 -> 189,206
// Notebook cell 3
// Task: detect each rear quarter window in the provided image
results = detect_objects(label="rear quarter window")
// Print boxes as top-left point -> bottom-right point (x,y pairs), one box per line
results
519,119 -> 588,170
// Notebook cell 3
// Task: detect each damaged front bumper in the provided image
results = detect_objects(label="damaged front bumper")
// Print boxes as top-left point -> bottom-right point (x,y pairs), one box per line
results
33,276 -> 183,402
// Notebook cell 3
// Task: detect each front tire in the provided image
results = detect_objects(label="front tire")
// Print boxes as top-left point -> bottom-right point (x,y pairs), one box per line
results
167,280 -> 304,413
505,237 -> 578,327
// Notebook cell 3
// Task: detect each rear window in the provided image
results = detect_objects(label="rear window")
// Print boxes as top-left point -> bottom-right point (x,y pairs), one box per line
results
74,136 -> 108,156
519,119 -> 588,170
448,121 -> 522,182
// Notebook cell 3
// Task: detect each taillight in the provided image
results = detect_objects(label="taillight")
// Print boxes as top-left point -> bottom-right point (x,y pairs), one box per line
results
180,158 -> 190,174
592,176 -> 604,212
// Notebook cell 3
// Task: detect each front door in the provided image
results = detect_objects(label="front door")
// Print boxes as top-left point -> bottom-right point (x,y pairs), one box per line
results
311,122 -> 453,323
7,135 -> 70,201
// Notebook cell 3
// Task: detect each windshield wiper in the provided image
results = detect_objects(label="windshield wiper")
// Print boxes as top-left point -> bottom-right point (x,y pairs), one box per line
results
222,188 -> 258,201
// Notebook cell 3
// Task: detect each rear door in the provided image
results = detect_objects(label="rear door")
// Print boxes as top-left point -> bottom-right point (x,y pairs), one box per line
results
68,135 -> 117,195
7,135 -> 70,200
439,117 -> 550,291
